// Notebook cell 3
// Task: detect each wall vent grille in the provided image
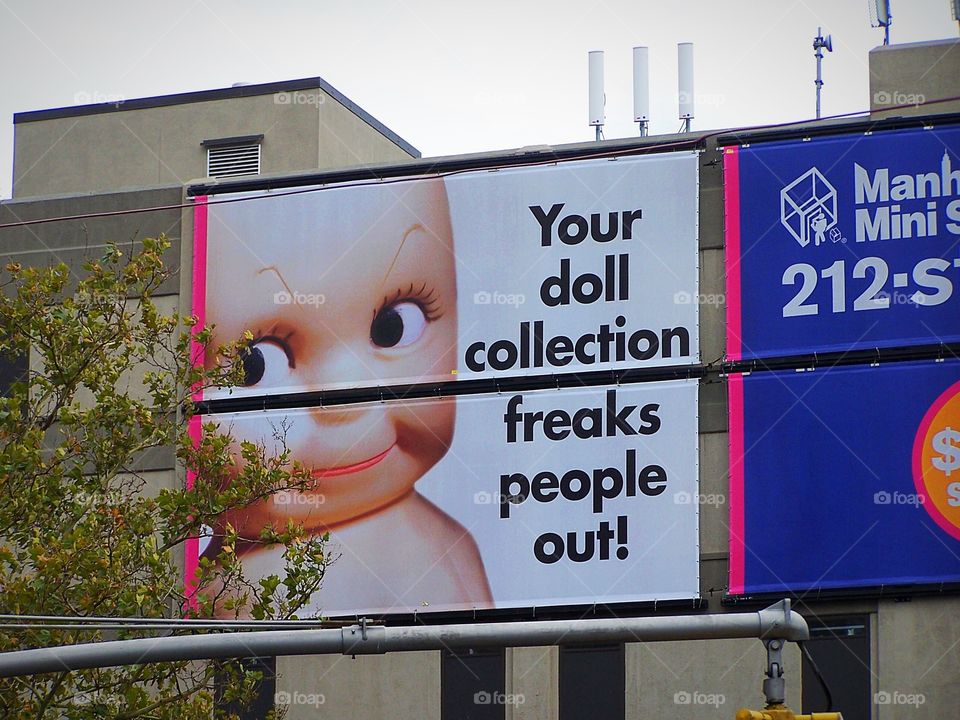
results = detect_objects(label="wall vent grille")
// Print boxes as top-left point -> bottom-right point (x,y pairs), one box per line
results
206,143 -> 261,178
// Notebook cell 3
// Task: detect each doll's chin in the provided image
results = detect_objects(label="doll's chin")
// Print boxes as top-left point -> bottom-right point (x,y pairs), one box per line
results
269,489 -> 417,528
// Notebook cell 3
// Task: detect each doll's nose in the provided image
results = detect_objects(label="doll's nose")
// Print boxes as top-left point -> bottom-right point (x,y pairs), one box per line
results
309,345 -> 381,388
305,402 -> 370,427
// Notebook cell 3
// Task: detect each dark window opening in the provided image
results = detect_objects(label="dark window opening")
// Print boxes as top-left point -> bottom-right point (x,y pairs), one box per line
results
441,647 -> 507,720
801,615 -> 871,720
215,656 -> 276,719
559,643 -> 624,720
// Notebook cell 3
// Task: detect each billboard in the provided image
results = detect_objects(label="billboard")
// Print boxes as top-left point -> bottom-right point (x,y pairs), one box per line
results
193,152 -> 699,399
728,359 -> 960,595
193,381 -> 699,617
724,125 -> 960,361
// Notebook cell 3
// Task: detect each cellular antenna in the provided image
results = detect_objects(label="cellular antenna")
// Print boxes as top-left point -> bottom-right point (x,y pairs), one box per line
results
678,43 -> 694,133
869,0 -> 892,45
952,0 -> 960,34
813,28 -> 833,119
633,46 -> 650,137
588,50 -> 605,141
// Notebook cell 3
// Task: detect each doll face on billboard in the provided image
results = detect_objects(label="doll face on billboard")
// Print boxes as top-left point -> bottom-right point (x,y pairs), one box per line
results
204,178 -> 458,532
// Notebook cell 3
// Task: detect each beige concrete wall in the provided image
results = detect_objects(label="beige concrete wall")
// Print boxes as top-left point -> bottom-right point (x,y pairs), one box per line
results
875,597 -> 960,719
13,89 -> 415,198
1,186 -> 184,475
869,38 -> 960,118
275,651 -> 440,720
626,639 -> 802,718
0,185 -> 183,296
272,640 -> 804,720
506,646 -> 558,720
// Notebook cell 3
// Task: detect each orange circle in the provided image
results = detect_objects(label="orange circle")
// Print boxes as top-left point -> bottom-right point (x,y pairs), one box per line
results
914,380 -> 960,541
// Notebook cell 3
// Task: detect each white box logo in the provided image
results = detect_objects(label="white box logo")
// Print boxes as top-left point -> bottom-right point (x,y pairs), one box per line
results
780,167 -> 837,247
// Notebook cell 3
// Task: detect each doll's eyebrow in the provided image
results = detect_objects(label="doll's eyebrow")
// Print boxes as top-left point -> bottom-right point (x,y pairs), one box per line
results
256,265 -> 295,296
380,223 -> 424,285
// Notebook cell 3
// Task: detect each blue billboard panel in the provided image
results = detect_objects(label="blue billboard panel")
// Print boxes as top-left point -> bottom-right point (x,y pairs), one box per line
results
724,124 -> 960,361
728,360 -> 960,595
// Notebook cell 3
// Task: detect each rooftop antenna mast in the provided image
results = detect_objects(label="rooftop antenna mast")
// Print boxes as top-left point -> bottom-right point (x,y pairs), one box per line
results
870,0 -> 892,45
813,28 -> 833,119
633,46 -> 650,136
588,50 -> 605,141
952,0 -> 960,35
678,42 -> 694,132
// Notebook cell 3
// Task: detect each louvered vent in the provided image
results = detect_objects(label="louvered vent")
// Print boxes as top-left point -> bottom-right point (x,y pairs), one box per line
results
206,143 -> 261,178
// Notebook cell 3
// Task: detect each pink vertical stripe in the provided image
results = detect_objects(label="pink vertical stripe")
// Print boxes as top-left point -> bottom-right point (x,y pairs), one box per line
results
723,147 -> 743,362
183,196 -> 208,610
183,415 -> 202,608
190,196 -> 208,403
727,373 -> 746,595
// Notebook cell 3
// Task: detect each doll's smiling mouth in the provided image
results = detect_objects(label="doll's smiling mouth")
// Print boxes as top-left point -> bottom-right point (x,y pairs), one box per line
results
309,444 -> 396,478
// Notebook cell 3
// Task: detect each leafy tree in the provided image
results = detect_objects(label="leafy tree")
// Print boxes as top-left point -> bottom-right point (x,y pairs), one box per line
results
0,237 -> 329,718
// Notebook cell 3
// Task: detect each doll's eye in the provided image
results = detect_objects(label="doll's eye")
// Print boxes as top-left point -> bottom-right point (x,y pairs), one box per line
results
370,301 -> 428,348
241,340 -> 292,386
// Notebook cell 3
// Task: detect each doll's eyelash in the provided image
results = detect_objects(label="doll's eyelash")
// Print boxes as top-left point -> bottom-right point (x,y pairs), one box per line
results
249,326 -> 296,368
374,282 -> 443,321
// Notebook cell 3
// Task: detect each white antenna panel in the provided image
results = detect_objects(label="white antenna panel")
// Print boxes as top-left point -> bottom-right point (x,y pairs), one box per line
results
633,46 -> 650,122
678,42 -> 695,120
589,51 -> 605,127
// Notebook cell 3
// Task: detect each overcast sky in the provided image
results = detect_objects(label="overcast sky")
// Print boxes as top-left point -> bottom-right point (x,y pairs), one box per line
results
1,0 -> 957,199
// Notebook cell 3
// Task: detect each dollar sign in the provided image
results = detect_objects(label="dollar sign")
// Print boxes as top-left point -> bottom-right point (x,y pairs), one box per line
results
932,427 -> 960,476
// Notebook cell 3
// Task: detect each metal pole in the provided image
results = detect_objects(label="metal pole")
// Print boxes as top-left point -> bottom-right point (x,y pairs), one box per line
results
815,28 -> 824,119
0,600 -> 807,679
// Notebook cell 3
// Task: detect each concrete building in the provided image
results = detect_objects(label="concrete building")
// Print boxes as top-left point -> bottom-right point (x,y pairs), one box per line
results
869,37 -> 960,118
2,41 -> 959,720
10,75 -> 418,198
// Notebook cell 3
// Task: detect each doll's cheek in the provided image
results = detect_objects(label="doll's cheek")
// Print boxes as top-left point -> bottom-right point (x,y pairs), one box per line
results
394,403 -> 455,459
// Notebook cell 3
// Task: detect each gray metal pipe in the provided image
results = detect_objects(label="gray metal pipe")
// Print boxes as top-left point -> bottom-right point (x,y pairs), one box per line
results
0,600 -> 807,679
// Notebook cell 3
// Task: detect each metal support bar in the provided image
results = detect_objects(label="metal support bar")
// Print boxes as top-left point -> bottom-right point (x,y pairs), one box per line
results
763,638 -> 786,705
0,600 -> 807,679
